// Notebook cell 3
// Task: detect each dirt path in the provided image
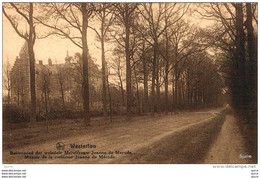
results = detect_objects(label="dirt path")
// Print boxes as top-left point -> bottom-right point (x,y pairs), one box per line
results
204,115 -> 251,164
3,108 -> 225,164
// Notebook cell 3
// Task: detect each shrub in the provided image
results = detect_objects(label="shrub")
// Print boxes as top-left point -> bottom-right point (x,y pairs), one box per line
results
3,104 -> 30,123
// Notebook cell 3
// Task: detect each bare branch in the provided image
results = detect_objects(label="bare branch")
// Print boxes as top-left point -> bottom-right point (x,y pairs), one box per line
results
10,3 -> 30,23
34,16 -> 82,49
3,7 -> 28,41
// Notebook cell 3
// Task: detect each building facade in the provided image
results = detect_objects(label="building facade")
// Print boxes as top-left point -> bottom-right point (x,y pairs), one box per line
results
10,41 -> 102,112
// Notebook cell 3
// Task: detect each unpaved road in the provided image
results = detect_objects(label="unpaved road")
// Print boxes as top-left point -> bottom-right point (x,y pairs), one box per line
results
3,107 -> 241,164
204,115 -> 254,164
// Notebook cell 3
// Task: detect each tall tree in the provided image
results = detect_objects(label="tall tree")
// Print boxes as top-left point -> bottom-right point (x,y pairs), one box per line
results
35,3 -> 94,126
56,62 -> 71,110
3,59 -> 12,104
139,39 -> 151,113
3,3 -> 37,122
198,3 -> 257,122
110,53 -> 126,107
168,20 -> 202,110
138,3 -> 188,113
113,3 -> 138,116
245,3 -> 257,121
37,67 -> 51,113
89,3 -> 115,119
134,35 -> 152,113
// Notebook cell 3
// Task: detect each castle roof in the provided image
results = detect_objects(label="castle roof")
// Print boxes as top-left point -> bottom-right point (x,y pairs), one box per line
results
19,41 -> 29,59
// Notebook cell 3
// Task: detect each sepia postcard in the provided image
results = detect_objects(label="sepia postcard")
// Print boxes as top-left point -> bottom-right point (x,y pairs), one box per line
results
1,2 -> 258,176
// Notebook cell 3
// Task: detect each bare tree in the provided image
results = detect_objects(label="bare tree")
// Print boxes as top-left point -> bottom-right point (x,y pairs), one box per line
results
56,64 -> 71,110
198,3 -> 257,122
138,3 -> 189,113
138,38 -> 151,113
89,3 -> 115,119
245,3 -> 257,120
3,59 -> 12,104
35,3 -> 95,126
106,67 -> 113,122
113,3 -> 138,116
3,3 -> 37,122
37,67 -> 51,113
110,54 -> 126,107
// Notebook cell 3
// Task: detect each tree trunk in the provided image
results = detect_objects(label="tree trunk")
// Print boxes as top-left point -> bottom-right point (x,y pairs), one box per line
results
7,89 -> 10,104
164,66 -> 168,114
151,45 -> 156,113
28,3 -> 36,123
187,70 -> 191,109
118,72 -> 125,107
155,44 -> 161,114
235,3 -> 247,117
246,3 -> 257,121
59,80 -> 65,109
164,41 -> 169,114
179,77 -> 183,107
101,11 -> 108,119
125,7 -> 132,116
164,4 -> 169,115
134,65 -> 141,114
107,73 -> 112,123
182,78 -> 185,108
172,73 -> 175,110
44,90 -> 48,113
173,46 -> 178,110
81,3 -> 90,126
143,54 -> 148,113
174,69 -> 178,109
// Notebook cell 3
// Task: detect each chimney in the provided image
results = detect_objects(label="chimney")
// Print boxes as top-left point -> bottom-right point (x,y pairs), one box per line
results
39,60 -> 43,65
48,58 -> 52,65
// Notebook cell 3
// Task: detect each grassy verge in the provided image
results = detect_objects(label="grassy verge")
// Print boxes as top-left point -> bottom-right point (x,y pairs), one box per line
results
236,119 -> 257,164
114,114 -> 226,164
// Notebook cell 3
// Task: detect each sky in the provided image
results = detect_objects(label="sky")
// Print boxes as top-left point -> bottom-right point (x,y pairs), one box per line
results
3,12 -> 102,68
2,3 -> 213,69
1,2 -> 222,98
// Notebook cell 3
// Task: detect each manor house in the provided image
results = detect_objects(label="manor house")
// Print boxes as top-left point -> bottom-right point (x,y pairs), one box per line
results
10,41 -> 102,110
